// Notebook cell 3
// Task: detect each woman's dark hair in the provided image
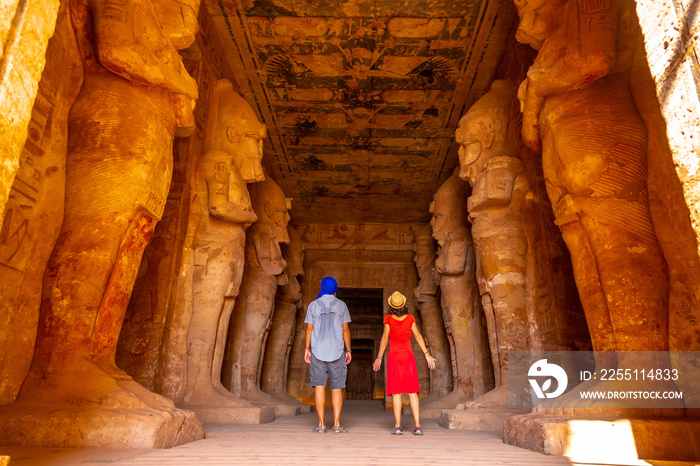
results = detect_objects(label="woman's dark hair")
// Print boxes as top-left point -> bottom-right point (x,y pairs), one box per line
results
388,305 -> 408,316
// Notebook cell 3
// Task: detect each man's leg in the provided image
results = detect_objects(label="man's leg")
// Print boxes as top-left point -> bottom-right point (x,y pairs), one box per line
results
331,388 -> 343,427
315,385 -> 326,427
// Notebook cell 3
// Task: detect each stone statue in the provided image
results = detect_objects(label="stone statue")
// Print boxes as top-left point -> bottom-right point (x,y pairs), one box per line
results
455,80 -> 530,409
181,78 -> 264,412
261,224 -> 308,408
413,224 -> 453,403
225,176 -> 299,416
426,171 -> 490,409
2,0 -> 203,447
514,0 -> 669,354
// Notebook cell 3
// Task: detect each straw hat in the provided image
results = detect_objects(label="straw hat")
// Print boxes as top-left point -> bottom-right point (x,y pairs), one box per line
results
387,291 -> 407,309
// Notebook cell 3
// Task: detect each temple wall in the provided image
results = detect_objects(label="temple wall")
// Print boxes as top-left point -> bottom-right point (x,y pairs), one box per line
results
634,0 -> 700,352
0,0 -> 60,220
0,3 -> 80,404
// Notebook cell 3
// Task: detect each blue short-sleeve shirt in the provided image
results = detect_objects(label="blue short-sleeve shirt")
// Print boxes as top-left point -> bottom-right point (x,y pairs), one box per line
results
305,294 -> 351,362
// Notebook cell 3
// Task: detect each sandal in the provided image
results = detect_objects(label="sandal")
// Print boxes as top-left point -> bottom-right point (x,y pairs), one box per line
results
390,426 -> 403,435
414,427 -> 424,436
332,425 -> 348,434
311,426 -> 326,434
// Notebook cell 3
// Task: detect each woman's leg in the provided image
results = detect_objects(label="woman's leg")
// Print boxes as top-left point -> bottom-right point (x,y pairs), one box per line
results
392,394 -> 402,427
408,393 -> 421,428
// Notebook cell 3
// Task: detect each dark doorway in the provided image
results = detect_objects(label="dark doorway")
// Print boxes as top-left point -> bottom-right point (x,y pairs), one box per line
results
336,288 -> 384,400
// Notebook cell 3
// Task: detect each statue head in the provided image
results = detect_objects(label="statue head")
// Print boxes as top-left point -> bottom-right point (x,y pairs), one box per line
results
154,0 -> 202,50
205,79 -> 266,183
513,0 -> 566,50
456,80 -> 513,184
429,170 -> 468,246
413,224 -> 436,272
284,225 -> 305,278
250,177 -> 291,244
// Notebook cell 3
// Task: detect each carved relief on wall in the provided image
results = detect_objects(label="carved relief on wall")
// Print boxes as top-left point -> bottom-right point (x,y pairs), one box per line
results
0,4 -> 81,405
296,223 -> 419,250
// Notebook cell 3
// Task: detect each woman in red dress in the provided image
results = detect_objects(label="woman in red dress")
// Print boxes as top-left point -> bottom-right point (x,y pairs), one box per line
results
373,291 -> 436,435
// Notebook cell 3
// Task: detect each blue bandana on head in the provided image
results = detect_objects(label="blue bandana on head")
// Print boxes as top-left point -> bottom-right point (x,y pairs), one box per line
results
317,276 -> 338,299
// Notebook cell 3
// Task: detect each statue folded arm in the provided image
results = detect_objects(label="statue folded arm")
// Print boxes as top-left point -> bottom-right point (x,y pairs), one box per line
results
250,223 -> 287,276
435,227 -> 473,276
202,152 -> 257,225
519,0 -> 621,150
89,0 -> 198,100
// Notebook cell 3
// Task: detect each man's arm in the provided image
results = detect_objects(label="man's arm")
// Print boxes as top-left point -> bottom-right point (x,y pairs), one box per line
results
304,323 -> 313,364
343,322 -> 352,365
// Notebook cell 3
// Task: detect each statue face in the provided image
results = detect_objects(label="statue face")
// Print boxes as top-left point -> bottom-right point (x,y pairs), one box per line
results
414,242 -> 434,269
513,0 -> 565,50
225,122 -> 266,183
456,116 -> 484,183
430,200 -> 449,246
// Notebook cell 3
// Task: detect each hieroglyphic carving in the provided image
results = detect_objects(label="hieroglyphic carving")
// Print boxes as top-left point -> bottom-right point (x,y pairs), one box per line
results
0,3 -> 80,404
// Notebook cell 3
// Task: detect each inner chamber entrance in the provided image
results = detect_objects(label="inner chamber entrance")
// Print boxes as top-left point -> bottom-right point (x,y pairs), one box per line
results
336,288 -> 385,400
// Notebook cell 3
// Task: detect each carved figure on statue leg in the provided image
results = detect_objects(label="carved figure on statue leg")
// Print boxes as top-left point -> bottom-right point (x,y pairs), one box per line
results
182,78 -> 265,408
261,225 -> 308,406
413,224 -> 453,404
424,172 -> 481,409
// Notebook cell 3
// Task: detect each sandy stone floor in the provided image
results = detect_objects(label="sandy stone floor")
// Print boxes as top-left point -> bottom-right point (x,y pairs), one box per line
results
1,401 -> 696,465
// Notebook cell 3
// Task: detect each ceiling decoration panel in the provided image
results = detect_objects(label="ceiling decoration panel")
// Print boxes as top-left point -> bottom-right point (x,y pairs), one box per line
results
204,0 -> 516,223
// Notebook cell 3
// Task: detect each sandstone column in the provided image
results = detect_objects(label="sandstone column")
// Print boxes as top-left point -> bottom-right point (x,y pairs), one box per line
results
0,0 -> 204,448
424,172 -> 493,412
412,224 -> 453,405
177,78 -> 274,424
441,79 -> 532,432
261,225 -> 310,411
505,0 -> 690,460
224,177 -> 300,417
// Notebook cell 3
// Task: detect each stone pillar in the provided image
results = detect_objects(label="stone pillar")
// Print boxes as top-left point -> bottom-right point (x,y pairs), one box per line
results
223,177 -> 300,417
260,225 -> 310,411
0,0 -> 204,448
441,80 -> 532,432
424,172 -> 494,413
176,78 -> 273,425
412,224 -> 453,405
505,0 -> 695,461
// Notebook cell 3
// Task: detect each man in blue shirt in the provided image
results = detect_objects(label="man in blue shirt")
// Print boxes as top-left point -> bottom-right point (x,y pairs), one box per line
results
304,276 -> 352,433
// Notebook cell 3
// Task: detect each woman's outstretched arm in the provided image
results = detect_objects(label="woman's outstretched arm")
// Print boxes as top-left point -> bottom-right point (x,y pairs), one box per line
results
411,322 -> 437,369
372,323 -> 390,371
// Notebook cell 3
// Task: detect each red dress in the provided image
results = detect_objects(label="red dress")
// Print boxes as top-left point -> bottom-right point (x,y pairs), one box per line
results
384,314 -> 420,395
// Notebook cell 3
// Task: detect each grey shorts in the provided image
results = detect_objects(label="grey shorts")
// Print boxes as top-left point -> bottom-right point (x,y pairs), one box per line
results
309,353 -> 347,389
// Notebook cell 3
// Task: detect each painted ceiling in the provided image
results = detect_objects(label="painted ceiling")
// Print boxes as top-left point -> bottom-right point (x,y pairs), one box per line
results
204,0 -> 516,223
